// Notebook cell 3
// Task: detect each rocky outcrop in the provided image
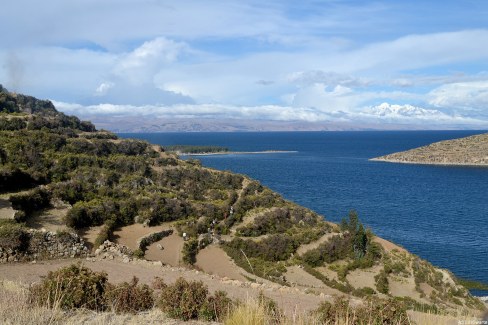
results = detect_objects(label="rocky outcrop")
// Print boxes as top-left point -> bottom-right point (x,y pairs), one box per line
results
0,229 -> 88,263
371,132 -> 488,166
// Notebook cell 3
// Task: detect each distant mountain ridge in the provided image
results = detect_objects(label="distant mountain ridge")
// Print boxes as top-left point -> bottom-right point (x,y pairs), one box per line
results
371,132 -> 488,166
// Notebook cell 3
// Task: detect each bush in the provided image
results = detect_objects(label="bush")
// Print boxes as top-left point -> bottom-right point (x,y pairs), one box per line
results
199,290 -> 233,321
104,277 -> 154,314
182,238 -> 199,265
158,277 -> 209,321
9,187 -> 50,214
138,229 -> 173,252
352,286 -> 376,297
375,270 -> 389,294
0,222 -> 29,251
30,263 -> 108,310
314,296 -> 410,325
94,218 -> 117,248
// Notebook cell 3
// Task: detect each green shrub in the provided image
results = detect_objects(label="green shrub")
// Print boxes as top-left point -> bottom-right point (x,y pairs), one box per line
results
182,238 -> 199,265
138,229 -> 173,252
9,187 -> 50,214
104,277 -> 154,314
30,263 -> 108,310
157,277 -> 209,321
0,222 -> 29,251
375,270 -> 389,294
352,286 -> 376,297
94,219 -> 117,248
0,117 -> 26,130
198,290 -> 234,321
13,210 -> 27,222
133,249 -> 144,258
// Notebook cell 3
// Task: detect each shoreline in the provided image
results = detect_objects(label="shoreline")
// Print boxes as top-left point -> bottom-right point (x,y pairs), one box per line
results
179,150 -> 298,156
369,157 -> 488,167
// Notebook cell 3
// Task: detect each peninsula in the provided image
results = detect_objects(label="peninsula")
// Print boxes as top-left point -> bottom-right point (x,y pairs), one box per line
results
0,86 -> 486,323
371,132 -> 488,166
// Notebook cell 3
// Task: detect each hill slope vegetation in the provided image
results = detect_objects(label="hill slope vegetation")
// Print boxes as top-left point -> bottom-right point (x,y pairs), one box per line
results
0,86 -> 485,322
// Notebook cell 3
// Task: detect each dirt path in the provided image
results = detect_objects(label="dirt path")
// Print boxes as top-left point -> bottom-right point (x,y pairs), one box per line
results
0,258 -> 327,316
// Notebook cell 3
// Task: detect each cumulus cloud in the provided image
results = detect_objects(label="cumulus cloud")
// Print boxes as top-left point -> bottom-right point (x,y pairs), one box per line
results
95,82 -> 113,96
428,81 -> 488,115
113,37 -> 187,84
3,1 -> 488,128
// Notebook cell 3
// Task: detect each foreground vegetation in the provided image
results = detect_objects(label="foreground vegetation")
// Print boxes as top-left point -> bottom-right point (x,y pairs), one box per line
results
1,263 -> 485,325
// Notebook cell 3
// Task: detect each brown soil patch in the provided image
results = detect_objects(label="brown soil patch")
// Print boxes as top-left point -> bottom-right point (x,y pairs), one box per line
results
419,282 -> 435,297
0,197 -> 15,220
373,236 -> 407,253
346,264 -> 383,290
25,208 -> 70,232
389,275 -> 430,304
145,233 -> 184,266
195,245 -> 247,281
285,266 -> 325,288
315,266 -> 340,281
112,223 -> 172,251
77,225 -> 105,251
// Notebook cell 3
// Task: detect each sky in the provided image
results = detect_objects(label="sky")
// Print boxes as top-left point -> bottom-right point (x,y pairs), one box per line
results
2,0 -> 488,129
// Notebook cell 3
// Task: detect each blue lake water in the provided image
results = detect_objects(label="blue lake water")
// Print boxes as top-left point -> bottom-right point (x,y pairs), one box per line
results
119,131 -> 488,295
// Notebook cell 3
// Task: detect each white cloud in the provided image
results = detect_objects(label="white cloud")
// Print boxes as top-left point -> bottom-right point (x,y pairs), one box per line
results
52,100 -> 331,122
355,103 -> 485,125
2,1 -> 488,127
113,37 -> 187,84
52,100 -> 487,127
428,81 -> 488,114
95,82 -> 113,96
287,71 -> 370,87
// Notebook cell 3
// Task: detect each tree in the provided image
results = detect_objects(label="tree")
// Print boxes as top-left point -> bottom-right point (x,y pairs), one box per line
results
353,224 -> 368,258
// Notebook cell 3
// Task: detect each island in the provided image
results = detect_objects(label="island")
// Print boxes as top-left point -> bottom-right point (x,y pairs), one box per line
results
164,145 -> 297,156
371,132 -> 488,166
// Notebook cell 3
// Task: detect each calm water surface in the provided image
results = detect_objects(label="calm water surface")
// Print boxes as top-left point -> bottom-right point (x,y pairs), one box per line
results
120,131 -> 488,295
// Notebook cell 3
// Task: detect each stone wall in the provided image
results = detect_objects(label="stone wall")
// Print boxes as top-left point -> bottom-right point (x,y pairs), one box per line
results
0,229 -> 88,263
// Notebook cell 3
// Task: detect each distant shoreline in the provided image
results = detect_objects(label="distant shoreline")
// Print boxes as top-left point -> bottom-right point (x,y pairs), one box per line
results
179,150 -> 298,156
369,157 -> 488,167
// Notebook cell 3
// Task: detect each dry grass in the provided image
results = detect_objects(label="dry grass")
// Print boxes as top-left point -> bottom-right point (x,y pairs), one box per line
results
1,279 -> 485,325
0,280 -> 206,324
408,310 -> 486,325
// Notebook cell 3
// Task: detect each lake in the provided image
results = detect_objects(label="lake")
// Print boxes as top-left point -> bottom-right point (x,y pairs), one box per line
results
120,130 -> 488,295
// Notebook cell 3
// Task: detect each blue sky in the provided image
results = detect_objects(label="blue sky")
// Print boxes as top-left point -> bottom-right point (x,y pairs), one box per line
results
1,0 -> 488,129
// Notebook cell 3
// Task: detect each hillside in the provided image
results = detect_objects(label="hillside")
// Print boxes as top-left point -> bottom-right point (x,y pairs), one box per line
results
371,132 -> 488,166
0,86 -> 486,322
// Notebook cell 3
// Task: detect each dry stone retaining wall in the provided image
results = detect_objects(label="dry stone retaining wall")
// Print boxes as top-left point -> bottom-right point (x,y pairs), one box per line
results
0,229 -> 88,263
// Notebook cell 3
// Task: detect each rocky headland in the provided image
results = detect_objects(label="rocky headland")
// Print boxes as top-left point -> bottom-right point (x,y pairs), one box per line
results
371,132 -> 488,166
